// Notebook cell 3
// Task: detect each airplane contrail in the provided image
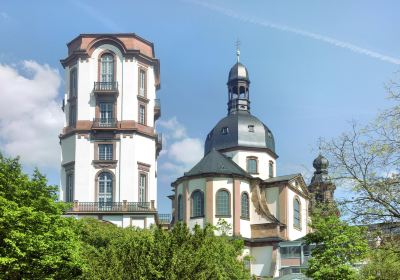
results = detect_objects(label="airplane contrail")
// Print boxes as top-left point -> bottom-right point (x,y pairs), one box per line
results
184,0 -> 400,65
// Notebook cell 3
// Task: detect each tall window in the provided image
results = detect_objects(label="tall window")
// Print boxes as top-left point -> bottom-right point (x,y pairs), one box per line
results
100,54 -> 114,84
99,144 -> 113,160
139,69 -> 146,96
247,157 -> 257,174
191,190 -> 204,218
216,189 -> 230,216
269,161 -> 274,178
99,102 -> 113,126
177,194 -> 183,221
139,173 -> 147,203
241,192 -> 249,219
70,69 -> 77,98
66,173 -> 74,202
98,172 -> 113,208
293,198 -> 301,229
138,104 -> 146,125
69,104 -> 76,127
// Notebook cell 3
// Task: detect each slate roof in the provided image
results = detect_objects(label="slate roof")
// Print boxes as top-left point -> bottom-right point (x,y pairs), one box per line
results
264,174 -> 301,184
183,149 -> 249,178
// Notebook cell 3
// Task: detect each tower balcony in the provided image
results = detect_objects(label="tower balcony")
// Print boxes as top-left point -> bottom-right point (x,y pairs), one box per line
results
156,133 -> 162,155
154,99 -> 161,120
92,118 -> 118,129
93,82 -> 119,96
67,200 -> 156,214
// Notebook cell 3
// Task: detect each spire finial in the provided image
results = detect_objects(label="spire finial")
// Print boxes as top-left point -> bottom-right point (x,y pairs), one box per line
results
235,39 -> 241,63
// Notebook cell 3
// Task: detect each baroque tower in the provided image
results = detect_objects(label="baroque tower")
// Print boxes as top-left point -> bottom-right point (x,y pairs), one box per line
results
59,34 -> 161,228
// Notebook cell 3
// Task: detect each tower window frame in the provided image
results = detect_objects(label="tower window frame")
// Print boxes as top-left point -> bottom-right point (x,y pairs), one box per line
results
65,172 -> 74,203
138,103 -> 146,125
138,173 -> 147,204
246,156 -> 258,174
97,171 -> 114,210
69,68 -> 78,99
98,144 -> 113,161
99,52 -> 115,84
138,68 -> 147,97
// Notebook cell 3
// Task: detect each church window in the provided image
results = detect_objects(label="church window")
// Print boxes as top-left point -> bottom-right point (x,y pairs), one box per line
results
241,192 -> 249,219
269,161 -> 274,178
98,172 -> 113,209
66,173 -> 74,202
100,53 -> 114,86
177,194 -> 183,221
69,68 -> 77,98
293,197 -> 301,229
221,127 -> 229,134
191,190 -> 204,218
216,189 -> 230,216
246,157 -> 258,174
139,173 -> 147,203
139,69 -> 146,97
99,144 -> 113,161
248,125 -> 254,132
138,104 -> 146,125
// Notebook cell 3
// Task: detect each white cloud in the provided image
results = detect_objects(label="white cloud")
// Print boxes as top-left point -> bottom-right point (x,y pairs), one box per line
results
158,117 -> 187,140
168,138 -> 203,167
185,0 -> 400,65
0,61 -> 63,170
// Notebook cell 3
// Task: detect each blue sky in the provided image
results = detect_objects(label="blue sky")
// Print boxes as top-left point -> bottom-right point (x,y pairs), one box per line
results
0,0 -> 399,214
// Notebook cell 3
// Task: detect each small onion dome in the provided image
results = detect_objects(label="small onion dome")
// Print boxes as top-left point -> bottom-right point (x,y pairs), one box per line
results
313,154 -> 329,172
228,62 -> 250,83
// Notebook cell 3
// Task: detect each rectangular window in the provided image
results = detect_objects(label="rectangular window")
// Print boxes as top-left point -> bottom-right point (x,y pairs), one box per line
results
247,158 -> 257,174
99,102 -> 113,126
99,144 -> 113,160
139,69 -> 146,96
70,69 -> 77,98
138,104 -> 146,125
69,105 -> 76,126
139,173 -> 147,203
280,246 -> 301,259
66,173 -> 74,202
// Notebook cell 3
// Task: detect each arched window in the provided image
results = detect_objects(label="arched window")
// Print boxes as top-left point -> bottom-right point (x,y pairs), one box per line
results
191,190 -> 204,218
269,161 -> 274,178
177,194 -> 183,221
98,172 -> 113,209
293,198 -> 301,229
216,189 -> 230,216
241,192 -> 249,219
247,157 -> 258,174
100,53 -> 114,86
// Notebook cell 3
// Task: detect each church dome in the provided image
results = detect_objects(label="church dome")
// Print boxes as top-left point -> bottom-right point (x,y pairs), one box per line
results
228,62 -> 250,83
204,111 -> 276,156
313,154 -> 329,171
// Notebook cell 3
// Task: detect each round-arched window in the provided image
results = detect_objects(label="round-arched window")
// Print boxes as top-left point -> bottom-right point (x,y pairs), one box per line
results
216,189 -> 230,216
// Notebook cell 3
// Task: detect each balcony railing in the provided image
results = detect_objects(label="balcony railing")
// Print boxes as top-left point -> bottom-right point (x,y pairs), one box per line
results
94,81 -> 118,92
158,214 -> 171,224
68,200 -> 156,213
92,118 -> 117,128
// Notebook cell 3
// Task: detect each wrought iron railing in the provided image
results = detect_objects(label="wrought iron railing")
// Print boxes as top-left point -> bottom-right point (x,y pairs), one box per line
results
92,118 -> 117,128
158,214 -> 171,224
94,81 -> 118,91
69,201 -> 154,212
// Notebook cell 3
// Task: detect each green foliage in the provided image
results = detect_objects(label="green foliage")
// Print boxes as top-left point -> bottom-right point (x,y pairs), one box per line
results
305,207 -> 369,280
359,241 -> 400,280
77,219 -> 250,280
0,154 -> 82,279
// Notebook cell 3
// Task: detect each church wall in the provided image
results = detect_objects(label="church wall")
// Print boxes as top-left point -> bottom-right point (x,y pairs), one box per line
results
265,186 -> 279,219
240,180 -> 251,238
188,178 -> 206,228
75,136 -> 95,202
250,246 -> 273,277
286,189 -> 308,240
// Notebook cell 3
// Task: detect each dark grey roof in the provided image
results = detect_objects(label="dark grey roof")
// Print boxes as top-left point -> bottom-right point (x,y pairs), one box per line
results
204,111 -> 276,155
228,62 -> 249,83
264,174 -> 300,184
184,149 -> 249,177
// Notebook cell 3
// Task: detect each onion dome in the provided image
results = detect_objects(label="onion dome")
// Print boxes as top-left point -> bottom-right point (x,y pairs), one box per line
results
313,154 -> 329,172
228,62 -> 250,83
310,154 -> 331,184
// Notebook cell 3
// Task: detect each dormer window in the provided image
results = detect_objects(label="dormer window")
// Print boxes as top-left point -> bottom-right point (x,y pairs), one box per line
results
248,125 -> 254,132
221,127 -> 229,135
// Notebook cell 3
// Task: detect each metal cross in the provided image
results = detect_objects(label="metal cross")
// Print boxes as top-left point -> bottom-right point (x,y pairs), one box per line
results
235,39 -> 241,62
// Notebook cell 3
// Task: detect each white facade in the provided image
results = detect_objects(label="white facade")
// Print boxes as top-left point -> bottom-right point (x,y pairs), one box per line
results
59,34 -> 161,228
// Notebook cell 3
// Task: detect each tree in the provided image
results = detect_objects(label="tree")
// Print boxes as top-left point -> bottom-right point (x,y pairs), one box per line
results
305,207 -> 369,280
321,79 -> 400,225
77,219 -> 250,280
0,153 -> 83,279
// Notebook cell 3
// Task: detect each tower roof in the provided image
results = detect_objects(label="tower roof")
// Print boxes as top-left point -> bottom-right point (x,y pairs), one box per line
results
228,62 -> 250,83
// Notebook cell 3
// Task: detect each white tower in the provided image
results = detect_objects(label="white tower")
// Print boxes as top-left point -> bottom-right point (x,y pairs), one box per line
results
59,34 -> 162,228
